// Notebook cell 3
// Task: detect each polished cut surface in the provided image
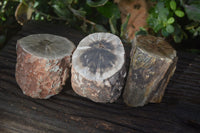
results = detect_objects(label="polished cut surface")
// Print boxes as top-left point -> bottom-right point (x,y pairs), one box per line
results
71,33 -> 126,103
72,33 -> 125,81
18,34 -> 75,59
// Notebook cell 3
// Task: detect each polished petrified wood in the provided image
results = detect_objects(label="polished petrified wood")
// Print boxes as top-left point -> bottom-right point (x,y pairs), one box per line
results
123,35 -> 178,107
71,33 -> 126,103
15,34 -> 75,99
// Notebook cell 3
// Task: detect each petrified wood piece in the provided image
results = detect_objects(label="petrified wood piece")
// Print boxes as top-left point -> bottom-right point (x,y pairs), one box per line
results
71,33 -> 126,103
15,34 -> 75,99
123,35 -> 178,107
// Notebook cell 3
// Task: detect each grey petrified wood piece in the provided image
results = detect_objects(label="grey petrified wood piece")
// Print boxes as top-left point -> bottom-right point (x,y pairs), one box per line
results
71,33 -> 126,103
15,34 -> 75,99
123,35 -> 178,107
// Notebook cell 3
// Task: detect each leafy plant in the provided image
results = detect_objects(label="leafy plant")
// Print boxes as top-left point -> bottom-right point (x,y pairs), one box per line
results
14,0 -> 127,36
135,27 -> 148,36
181,0 -> 200,22
1,0 -> 199,49
1,0 -> 131,48
181,0 -> 200,37
147,0 -> 200,43
147,0 -> 186,43
0,0 -> 19,48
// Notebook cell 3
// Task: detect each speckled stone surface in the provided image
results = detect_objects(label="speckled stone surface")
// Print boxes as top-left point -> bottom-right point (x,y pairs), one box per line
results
71,33 -> 126,103
71,65 -> 126,103
123,35 -> 178,107
15,34 -> 75,99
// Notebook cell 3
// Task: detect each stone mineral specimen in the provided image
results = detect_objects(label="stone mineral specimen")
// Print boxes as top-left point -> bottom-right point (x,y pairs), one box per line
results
123,35 -> 178,107
71,33 -> 126,103
15,34 -> 75,99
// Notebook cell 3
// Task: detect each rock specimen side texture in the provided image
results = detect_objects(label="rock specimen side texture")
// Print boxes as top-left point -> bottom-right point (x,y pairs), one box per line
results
123,35 -> 178,107
71,33 -> 126,103
15,34 -> 75,99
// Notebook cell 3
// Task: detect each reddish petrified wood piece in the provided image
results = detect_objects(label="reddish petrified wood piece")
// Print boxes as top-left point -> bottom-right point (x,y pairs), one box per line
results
71,33 -> 126,103
123,35 -> 178,107
15,34 -> 75,99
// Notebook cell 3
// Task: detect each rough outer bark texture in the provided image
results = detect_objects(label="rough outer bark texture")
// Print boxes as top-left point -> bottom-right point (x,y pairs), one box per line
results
71,65 -> 126,103
15,34 -> 75,99
71,33 -> 126,103
123,35 -> 178,107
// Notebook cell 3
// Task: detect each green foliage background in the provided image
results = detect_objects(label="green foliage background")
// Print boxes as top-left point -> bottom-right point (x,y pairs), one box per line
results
147,0 -> 200,43
0,0 -> 200,50
17,0 -> 123,35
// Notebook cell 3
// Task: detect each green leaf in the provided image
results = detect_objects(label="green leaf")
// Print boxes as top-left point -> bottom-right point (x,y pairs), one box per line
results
170,0 -> 176,10
135,27 -> 148,36
15,2 -> 33,25
86,0 -> 108,7
193,30 -> 198,36
175,10 -> 185,17
158,12 -> 168,22
109,15 -> 118,34
120,14 -> 130,37
69,6 -> 86,18
158,7 -> 169,22
94,24 -> 107,32
173,23 -> 187,43
34,13 -> 40,20
33,1 -> 39,8
183,1 -> 200,22
97,1 -> 120,18
156,2 -> 165,12
154,23 -> 163,33
161,28 -> 169,37
167,17 -> 175,24
147,14 -> 154,27
166,24 -> 174,33
1,17 -> 6,21
173,34 -> 182,43
53,5 -> 69,19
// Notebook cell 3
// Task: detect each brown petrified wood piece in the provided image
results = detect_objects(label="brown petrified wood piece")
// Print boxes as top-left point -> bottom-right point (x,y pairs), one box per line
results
15,34 -> 75,99
71,33 -> 126,103
123,35 -> 178,107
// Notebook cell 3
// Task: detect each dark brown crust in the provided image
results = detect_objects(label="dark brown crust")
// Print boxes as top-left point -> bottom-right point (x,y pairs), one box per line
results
149,56 -> 178,103
123,35 -> 177,107
15,43 -> 73,99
